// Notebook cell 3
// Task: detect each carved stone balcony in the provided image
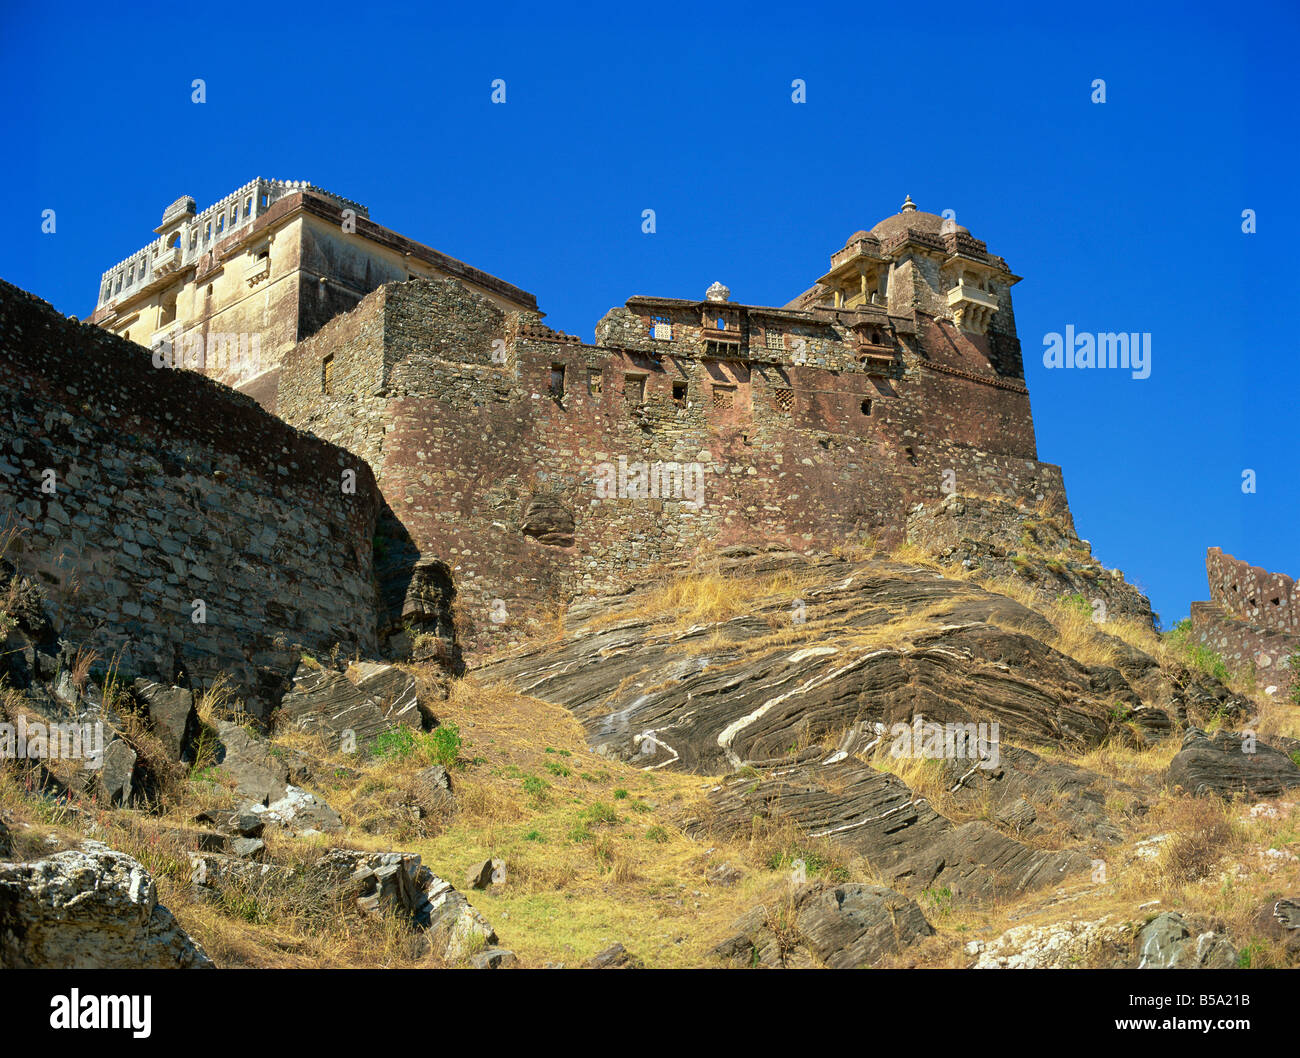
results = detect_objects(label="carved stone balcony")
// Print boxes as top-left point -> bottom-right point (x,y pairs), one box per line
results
244,254 -> 271,287
151,244 -> 181,277
947,280 -> 998,333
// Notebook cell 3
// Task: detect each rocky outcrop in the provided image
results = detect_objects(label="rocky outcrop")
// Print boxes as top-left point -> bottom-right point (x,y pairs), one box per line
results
1136,912 -> 1237,969
713,883 -> 933,968
1166,728 -> 1300,798
312,849 -> 500,963
483,552 -> 1137,772
275,662 -> 426,751
0,842 -> 213,968
587,942 -> 644,969
212,720 -> 342,834
967,916 -> 1135,969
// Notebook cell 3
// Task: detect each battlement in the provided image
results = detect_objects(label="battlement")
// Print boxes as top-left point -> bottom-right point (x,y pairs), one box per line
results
95,179 -> 366,310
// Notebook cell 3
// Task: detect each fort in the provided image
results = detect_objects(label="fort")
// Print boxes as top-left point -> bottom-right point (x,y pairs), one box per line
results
1,186 -> 1078,705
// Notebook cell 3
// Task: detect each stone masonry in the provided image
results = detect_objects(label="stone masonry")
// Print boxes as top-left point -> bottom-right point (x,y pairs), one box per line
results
277,199 -> 1072,653
1191,547 -> 1298,696
0,280 -> 381,716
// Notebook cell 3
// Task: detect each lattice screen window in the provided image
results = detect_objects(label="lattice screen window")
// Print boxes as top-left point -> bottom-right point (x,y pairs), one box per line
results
712,385 -> 735,409
773,388 -> 793,413
322,355 -> 335,395
765,329 -> 784,351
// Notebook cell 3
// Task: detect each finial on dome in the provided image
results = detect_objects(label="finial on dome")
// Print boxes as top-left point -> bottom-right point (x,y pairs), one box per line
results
900,195 -> 917,214
705,281 -> 731,303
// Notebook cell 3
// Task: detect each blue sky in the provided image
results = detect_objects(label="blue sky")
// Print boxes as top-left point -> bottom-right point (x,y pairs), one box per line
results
2,0 -> 1295,628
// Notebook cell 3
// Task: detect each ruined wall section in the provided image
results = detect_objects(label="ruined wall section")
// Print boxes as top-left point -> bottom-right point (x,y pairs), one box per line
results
1191,548 -> 1298,696
0,281 -> 380,716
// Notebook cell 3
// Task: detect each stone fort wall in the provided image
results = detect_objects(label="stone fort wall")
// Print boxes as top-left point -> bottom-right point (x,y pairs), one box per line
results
0,280 -> 381,716
279,278 -> 1068,652
1191,548 -> 1298,695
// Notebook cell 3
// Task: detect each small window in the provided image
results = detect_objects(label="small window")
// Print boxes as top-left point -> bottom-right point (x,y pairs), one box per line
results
765,329 -> 783,351
261,193 -> 269,208
716,316 -> 727,330
550,364 -> 565,400
625,374 -> 646,405
204,222 -> 211,242
322,354 -> 335,394
672,380 -> 687,404
217,215 -> 225,234
245,196 -> 252,217
190,230 -> 198,250
712,385 -> 734,409
860,399 -> 872,416
205,284 -> 214,298
773,388 -> 793,413
169,233 -> 180,248
587,368 -> 602,396
649,315 -> 672,341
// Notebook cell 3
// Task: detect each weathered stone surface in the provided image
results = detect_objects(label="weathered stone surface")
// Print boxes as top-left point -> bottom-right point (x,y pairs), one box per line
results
214,720 -> 291,803
413,764 -> 454,814
313,849 -> 497,962
698,759 -> 1090,902
967,916 -> 1135,969
0,842 -> 213,968
88,738 -> 137,807
713,883 -> 933,969
1166,728 -> 1300,798
0,279 -> 382,718
1251,898 -> 1300,959
586,942 -> 643,969
484,553 -> 1135,772
468,946 -> 518,969
465,858 -> 497,890
276,665 -> 396,750
134,679 -> 200,761
1136,912 -> 1237,969
347,661 -> 424,730
0,816 -> 11,859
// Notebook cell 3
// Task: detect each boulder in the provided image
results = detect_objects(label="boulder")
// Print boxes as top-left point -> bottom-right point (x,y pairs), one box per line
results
85,737 -> 137,807
1136,912 -> 1237,969
134,679 -> 200,761
276,665 -> 397,751
586,942 -> 644,969
713,883 -> 933,969
214,720 -> 291,803
413,764 -> 454,814
1166,728 -> 1300,798
468,947 -> 518,969
465,858 -> 496,890
347,661 -> 426,730
0,842 -> 213,968
313,849 -> 498,962
1250,898 -> 1300,959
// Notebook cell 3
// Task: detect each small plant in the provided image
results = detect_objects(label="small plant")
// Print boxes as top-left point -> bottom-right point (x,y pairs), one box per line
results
521,774 -> 548,797
645,825 -> 669,843
427,722 -> 462,769
613,788 -> 629,800
523,829 -> 544,842
544,761 -> 571,777
582,802 -> 619,826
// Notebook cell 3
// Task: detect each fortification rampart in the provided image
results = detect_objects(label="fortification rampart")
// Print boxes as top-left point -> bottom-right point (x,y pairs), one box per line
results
279,277 -> 1068,652
0,279 -> 381,716
1191,548 -> 1298,696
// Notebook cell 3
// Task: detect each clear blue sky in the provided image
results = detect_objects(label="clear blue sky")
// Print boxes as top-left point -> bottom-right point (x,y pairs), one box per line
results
2,0 -> 1295,629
